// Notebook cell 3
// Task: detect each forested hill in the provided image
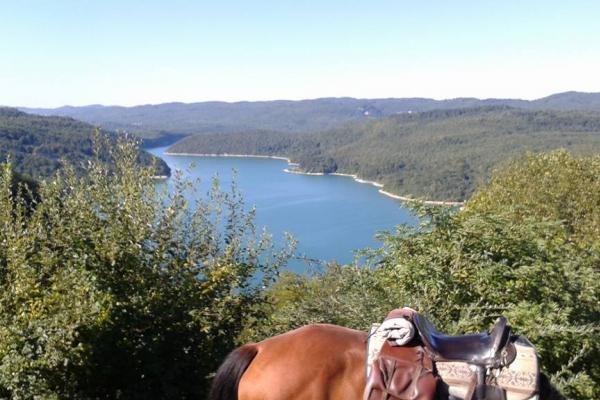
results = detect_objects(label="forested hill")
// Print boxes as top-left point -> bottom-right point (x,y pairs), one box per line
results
0,108 -> 170,178
21,92 -> 600,144
167,107 -> 600,201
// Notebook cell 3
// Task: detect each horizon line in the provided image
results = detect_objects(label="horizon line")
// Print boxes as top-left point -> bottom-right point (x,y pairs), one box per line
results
10,89 -> 600,110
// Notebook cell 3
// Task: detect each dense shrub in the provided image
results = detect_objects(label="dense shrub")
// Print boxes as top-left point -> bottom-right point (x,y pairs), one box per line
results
465,149 -> 600,246
0,137 -> 292,399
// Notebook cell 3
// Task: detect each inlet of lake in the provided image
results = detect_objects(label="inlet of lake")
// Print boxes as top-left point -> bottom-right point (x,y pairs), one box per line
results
148,146 -> 417,273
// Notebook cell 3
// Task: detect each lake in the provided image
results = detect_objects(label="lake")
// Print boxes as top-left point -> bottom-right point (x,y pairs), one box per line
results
148,146 -> 416,272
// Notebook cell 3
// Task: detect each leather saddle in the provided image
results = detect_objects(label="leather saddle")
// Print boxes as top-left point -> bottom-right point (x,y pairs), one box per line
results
412,314 -> 515,368
365,309 -> 526,400
412,313 -> 517,400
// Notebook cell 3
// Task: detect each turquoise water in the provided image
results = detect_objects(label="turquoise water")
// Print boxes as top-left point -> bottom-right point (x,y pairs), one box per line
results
148,146 -> 416,272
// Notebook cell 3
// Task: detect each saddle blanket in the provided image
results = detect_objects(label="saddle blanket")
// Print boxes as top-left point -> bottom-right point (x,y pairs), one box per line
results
435,337 -> 539,400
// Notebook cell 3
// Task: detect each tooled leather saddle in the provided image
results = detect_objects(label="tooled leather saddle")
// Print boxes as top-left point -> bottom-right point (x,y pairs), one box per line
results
364,308 -> 539,400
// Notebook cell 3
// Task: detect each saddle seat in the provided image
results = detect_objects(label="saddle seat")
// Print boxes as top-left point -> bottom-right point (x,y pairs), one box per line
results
413,314 -> 513,368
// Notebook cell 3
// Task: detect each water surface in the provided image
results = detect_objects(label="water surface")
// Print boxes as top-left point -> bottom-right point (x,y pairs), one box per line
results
149,146 -> 416,272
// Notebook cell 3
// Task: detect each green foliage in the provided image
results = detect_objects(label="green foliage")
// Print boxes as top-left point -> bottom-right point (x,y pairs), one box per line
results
0,137 -> 292,399
256,151 -> 600,399
465,150 -> 600,246
8,171 -> 39,210
377,209 -> 597,395
168,107 -> 600,201
241,265 -> 389,341
0,108 -> 170,179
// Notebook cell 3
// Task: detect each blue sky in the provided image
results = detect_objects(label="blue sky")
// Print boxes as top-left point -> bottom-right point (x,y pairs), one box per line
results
2,0 -> 599,107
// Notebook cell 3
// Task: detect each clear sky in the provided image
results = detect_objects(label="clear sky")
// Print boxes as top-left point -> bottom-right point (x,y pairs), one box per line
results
2,0 -> 600,107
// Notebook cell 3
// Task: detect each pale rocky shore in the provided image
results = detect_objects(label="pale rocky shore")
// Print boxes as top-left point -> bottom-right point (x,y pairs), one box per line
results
291,169 -> 463,206
283,168 -> 324,176
164,151 -> 464,206
164,152 -> 292,162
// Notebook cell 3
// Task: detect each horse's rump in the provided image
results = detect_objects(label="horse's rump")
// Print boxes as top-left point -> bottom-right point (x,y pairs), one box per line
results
238,324 -> 367,400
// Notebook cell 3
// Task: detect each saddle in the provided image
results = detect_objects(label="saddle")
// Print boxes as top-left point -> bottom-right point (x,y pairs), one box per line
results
364,308 -> 539,400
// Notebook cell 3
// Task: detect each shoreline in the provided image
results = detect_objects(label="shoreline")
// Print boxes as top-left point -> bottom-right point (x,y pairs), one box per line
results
163,151 -> 293,162
163,151 -> 464,206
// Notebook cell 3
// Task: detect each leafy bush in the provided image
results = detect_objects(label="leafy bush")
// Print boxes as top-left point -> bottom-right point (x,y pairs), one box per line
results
241,264 -> 388,341
374,210 -> 598,398
465,149 -> 600,246
0,136 -> 292,399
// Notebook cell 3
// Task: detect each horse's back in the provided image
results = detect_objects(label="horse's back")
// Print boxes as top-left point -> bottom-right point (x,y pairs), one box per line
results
239,324 -> 367,400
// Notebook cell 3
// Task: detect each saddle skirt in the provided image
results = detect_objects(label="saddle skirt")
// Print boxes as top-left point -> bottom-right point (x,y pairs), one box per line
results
364,308 -> 540,400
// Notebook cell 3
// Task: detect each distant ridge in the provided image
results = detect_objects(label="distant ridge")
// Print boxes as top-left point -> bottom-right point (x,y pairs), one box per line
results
529,91 -> 600,110
19,92 -> 600,143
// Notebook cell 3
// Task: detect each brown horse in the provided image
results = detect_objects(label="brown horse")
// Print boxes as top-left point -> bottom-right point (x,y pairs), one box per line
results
208,323 -> 561,400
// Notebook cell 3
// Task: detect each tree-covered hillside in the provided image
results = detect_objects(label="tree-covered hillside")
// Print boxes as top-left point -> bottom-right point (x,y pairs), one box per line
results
18,92 -> 600,146
168,107 -> 600,201
22,92 -> 600,144
25,98 -> 383,135
0,108 -> 170,178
